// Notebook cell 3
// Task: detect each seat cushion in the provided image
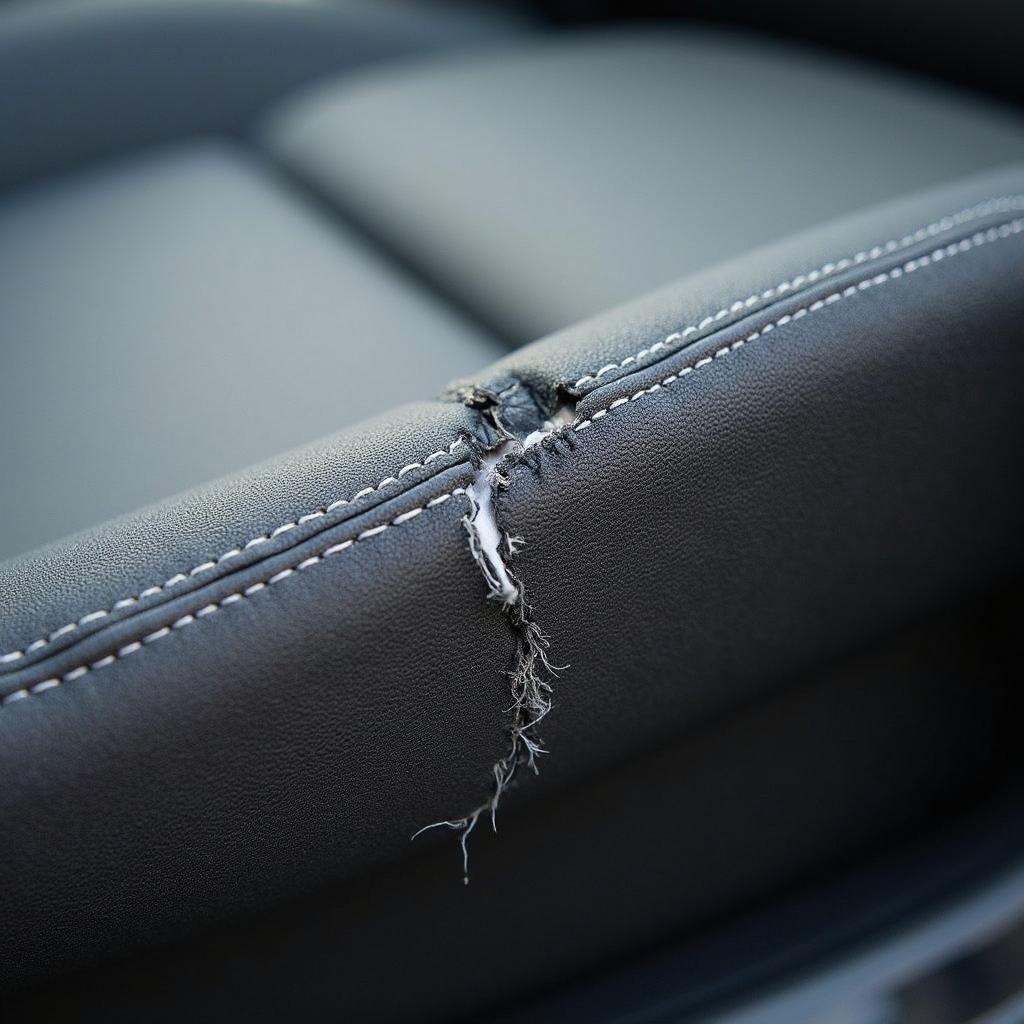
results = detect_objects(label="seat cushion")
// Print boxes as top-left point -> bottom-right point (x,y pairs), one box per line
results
263,28 -> 1024,340
0,0 -> 519,194
0,140 -> 502,558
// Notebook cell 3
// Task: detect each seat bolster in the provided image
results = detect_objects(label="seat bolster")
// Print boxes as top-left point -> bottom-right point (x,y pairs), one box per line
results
0,398 -> 514,986
0,401 -> 495,677
2,162 -> 1023,993
481,162 -> 1024,788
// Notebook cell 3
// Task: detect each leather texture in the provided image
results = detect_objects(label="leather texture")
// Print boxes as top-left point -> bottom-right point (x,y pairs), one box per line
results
2,4 -> 1024,1016
462,162 -> 1024,408
262,28 -> 1024,339
2,158 -> 1022,1011
0,139 -> 503,558
0,401 -> 495,673
4,586 -> 1023,1021
490,171 -> 1024,793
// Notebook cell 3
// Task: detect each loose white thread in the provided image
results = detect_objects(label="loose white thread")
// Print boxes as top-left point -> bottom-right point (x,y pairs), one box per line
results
0,489 -> 468,707
0,439 -> 468,667
464,444 -> 520,605
572,195 -> 1024,389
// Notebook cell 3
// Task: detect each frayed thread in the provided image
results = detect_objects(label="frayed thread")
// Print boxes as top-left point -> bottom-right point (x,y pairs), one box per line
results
413,508 -> 561,883
412,394 -> 572,883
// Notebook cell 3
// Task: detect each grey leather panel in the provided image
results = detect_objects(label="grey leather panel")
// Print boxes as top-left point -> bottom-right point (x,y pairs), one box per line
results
0,0 -> 520,194
0,139 -> 503,560
263,29 -> 1024,340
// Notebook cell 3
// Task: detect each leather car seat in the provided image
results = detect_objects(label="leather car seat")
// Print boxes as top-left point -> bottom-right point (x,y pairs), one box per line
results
1,1 -> 1022,1020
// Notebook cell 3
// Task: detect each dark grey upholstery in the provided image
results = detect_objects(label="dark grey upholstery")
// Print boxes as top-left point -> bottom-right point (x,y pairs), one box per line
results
1,3 -> 1023,1021
2,160 -> 1023,1016
0,0 -> 519,193
264,29 -> 1024,338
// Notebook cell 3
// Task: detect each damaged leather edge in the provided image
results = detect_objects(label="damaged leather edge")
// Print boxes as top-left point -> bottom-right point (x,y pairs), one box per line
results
2,374 -> 568,891
425,209 -> 1024,878
414,379 -> 568,882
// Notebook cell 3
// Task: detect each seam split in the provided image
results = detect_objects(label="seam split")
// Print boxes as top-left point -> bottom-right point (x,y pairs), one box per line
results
4,206 -> 1021,707
414,441 -> 560,883
0,488 -> 469,708
571,194 -> 1024,389
0,439 -> 468,668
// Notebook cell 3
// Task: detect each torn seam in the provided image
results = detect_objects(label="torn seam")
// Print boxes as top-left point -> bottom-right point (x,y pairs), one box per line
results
412,393 -> 572,884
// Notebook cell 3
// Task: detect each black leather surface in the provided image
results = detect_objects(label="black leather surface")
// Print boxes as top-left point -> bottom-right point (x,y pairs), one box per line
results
0,400 -> 494,674
262,29 -> 1024,339
0,460 -> 517,990
1,159 -> 1022,1009
4,586 -> 1022,1021
0,0 -> 520,195
493,200 -> 1024,793
2,0 -> 1024,1002
0,139 -> 503,559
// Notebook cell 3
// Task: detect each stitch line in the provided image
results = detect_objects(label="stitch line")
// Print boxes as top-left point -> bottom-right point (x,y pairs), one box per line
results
571,217 -> 1024,435
0,488 -> 469,707
0,439 -> 469,668
4,201 -> 1019,670
4,219 -> 1019,710
572,195 -> 1024,389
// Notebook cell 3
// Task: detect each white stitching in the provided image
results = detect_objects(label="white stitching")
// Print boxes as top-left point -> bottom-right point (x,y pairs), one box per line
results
1,205 -> 1014,714
1,488 -> 469,708
573,218 -> 1023,434
13,219 -> 1016,709
572,195 -> 1024,389
5,200 -> 1019,671
0,439 -> 468,667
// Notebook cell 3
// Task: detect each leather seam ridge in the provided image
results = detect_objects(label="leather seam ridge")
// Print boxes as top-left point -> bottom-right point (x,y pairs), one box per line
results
1,486 -> 474,708
5,211 -> 1020,701
9,197 -> 1016,671
0,436 -> 476,671
567,194 -> 1024,395
524,214 -> 1024,463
